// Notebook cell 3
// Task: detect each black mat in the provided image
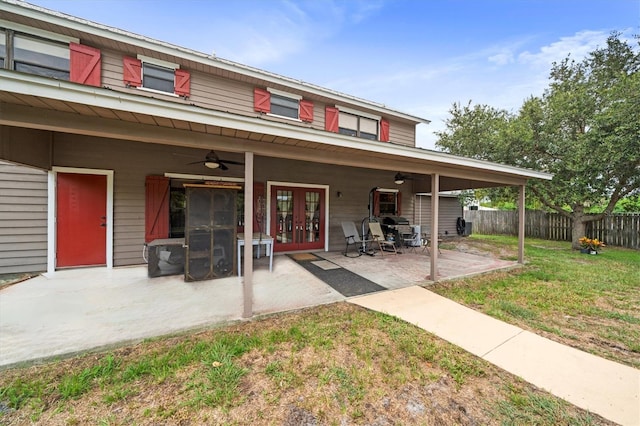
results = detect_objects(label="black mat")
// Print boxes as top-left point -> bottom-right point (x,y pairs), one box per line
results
288,254 -> 386,297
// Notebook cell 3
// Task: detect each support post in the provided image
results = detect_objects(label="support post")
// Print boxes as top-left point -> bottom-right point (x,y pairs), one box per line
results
429,173 -> 440,281
518,184 -> 526,264
242,152 -> 254,318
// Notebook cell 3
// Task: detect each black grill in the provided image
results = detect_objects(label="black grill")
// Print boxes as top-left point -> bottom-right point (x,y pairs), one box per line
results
382,216 -> 410,226
381,216 -> 410,243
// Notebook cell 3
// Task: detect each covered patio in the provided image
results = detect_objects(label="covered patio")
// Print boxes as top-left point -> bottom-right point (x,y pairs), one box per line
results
0,247 -> 517,368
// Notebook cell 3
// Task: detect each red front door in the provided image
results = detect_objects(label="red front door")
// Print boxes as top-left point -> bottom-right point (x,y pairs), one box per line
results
271,186 -> 325,252
56,172 -> 107,267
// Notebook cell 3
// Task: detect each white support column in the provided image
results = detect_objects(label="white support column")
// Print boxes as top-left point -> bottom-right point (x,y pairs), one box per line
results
243,152 -> 254,318
430,173 -> 440,281
518,184 -> 526,264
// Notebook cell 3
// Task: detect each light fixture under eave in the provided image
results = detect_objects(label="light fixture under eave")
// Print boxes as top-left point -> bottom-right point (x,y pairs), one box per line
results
394,173 -> 407,185
204,161 -> 221,169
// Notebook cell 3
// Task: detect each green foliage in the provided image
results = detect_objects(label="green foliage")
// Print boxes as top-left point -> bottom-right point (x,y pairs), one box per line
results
436,33 -> 640,245
614,195 -> 640,213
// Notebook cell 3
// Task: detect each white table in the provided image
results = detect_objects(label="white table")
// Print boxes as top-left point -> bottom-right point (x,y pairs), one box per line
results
237,233 -> 274,276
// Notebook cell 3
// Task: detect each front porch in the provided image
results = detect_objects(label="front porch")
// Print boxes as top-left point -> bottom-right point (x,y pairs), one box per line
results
0,248 -> 517,368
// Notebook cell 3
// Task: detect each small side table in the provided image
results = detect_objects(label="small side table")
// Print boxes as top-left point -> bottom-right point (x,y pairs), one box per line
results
237,233 -> 274,276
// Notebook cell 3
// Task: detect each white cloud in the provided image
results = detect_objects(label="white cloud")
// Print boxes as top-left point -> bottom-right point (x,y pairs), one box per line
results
488,51 -> 515,66
518,30 -> 610,68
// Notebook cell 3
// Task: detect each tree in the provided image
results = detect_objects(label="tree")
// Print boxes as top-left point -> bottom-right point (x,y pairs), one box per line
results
436,33 -> 640,248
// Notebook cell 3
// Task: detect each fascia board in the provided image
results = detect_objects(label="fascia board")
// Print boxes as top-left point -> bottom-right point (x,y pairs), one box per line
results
1,0 -> 429,125
1,70 -> 552,182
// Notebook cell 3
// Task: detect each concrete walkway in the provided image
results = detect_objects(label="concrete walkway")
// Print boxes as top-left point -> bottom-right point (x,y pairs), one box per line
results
350,286 -> 640,426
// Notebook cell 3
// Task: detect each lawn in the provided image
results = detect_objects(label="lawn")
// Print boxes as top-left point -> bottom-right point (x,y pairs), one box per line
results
434,235 -> 640,369
1,235 -> 635,425
0,305 -> 611,425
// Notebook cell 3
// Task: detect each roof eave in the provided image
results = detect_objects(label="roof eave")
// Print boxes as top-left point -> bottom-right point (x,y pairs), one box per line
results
1,70 -> 552,182
2,0 -> 430,125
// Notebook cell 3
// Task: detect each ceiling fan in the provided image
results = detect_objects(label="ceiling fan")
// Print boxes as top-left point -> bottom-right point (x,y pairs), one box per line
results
188,150 -> 244,170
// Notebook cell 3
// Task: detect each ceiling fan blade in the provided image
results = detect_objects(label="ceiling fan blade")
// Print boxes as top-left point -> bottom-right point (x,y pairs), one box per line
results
219,159 -> 245,165
187,160 -> 204,165
218,162 -> 229,171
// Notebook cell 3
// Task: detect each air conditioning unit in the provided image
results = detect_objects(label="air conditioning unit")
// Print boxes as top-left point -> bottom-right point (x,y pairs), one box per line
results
147,238 -> 185,278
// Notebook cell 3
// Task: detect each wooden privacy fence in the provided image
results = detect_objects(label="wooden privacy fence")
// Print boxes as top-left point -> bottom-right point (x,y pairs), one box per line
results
464,210 -> 640,249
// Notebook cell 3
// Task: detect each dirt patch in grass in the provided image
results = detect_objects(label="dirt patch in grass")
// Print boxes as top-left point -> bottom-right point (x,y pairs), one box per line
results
0,303 -> 610,425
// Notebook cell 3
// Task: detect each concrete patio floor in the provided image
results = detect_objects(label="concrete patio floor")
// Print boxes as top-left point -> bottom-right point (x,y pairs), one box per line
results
0,248 -> 516,368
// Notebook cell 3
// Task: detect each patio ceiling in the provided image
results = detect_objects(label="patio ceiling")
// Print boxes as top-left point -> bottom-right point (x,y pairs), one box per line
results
0,73 -> 551,192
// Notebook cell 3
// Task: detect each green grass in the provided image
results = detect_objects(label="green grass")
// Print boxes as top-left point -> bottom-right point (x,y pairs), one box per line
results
0,302 -> 602,425
434,234 -> 640,368
2,237 -> 631,424
496,382 -> 598,425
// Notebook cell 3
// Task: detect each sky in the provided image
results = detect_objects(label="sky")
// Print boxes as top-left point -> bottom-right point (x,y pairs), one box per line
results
24,0 -> 640,150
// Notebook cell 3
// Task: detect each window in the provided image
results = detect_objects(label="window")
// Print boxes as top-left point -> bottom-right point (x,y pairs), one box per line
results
270,93 -> 299,119
373,189 -> 401,216
123,55 -> 190,97
339,111 -> 378,140
253,87 -> 314,122
142,62 -> 174,93
1,22 -> 100,86
13,33 -> 70,79
326,106 -> 390,142
0,30 -> 5,68
378,192 -> 398,215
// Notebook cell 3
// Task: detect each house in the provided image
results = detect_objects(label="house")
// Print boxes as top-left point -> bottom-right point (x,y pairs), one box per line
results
0,1 -> 551,312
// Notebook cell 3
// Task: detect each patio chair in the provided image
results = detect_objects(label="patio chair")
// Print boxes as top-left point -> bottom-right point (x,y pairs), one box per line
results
368,221 -> 397,255
421,233 -> 442,255
341,221 -> 373,257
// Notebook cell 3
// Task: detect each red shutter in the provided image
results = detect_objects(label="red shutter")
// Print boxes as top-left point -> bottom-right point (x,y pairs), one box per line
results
380,118 -> 390,142
254,88 -> 271,113
325,106 -> 339,132
123,56 -> 142,87
174,69 -> 190,97
145,176 -> 170,243
69,43 -> 101,87
396,191 -> 402,216
299,99 -> 314,122
373,190 -> 381,217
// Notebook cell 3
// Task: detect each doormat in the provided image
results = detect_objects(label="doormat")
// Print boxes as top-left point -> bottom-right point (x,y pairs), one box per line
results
289,253 -> 319,261
288,254 -> 386,298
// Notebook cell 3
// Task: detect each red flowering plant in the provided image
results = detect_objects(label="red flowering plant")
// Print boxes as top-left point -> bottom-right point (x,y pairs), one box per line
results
579,236 -> 605,252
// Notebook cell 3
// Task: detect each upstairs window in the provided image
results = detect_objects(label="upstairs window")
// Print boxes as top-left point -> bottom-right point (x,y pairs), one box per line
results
339,111 -> 378,140
13,34 -> 70,79
253,87 -> 314,122
0,22 -> 100,86
326,105 -> 390,142
123,55 -> 190,97
143,62 -> 174,93
270,92 -> 299,119
0,30 -> 5,68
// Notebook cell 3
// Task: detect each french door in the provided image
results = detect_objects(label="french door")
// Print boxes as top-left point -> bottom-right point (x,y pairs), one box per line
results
270,186 -> 325,252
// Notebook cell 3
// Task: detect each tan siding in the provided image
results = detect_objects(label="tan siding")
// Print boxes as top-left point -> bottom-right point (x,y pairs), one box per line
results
389,118 -> 415,147
414,195 -> 463,237
100,51 -> 416,145
0,161 -> 48,274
